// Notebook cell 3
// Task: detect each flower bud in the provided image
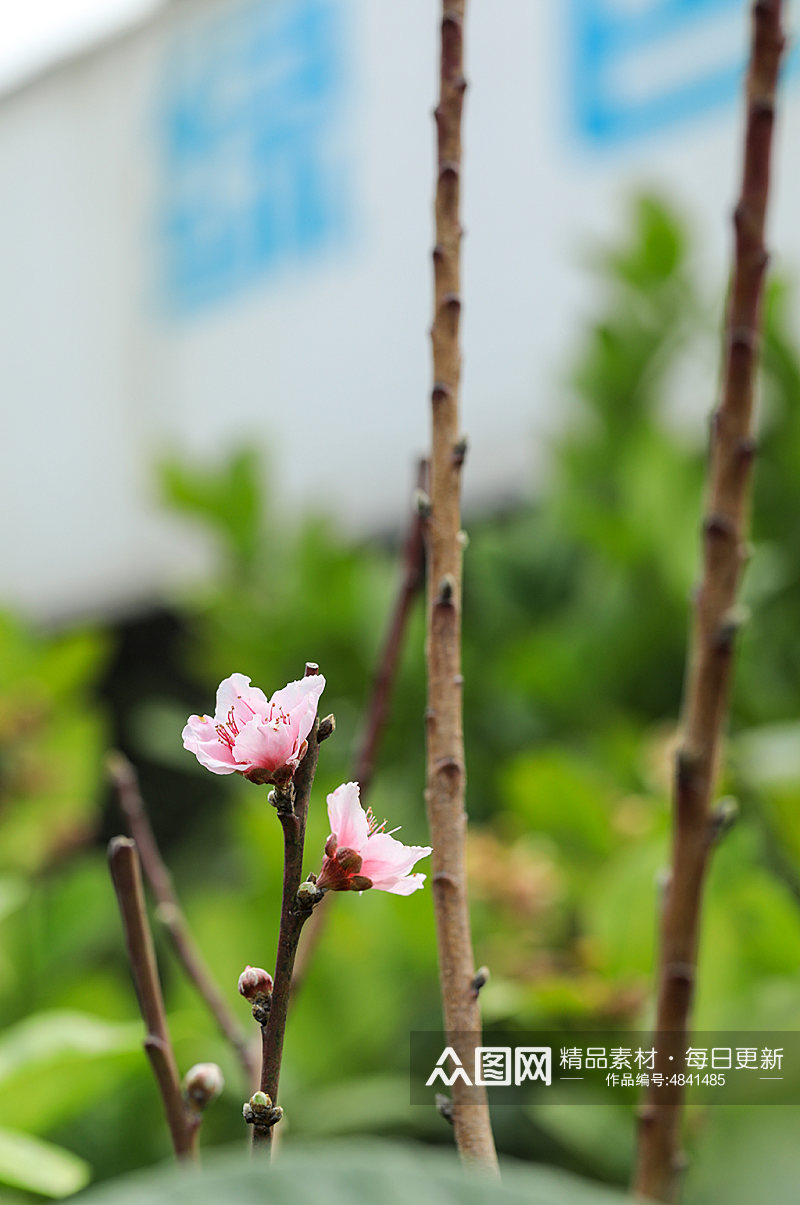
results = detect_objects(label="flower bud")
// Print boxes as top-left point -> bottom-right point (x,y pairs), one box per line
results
238,965 -> 274,1002
243,1091 -> 283,1131
296,880 -> 325,909
183,1062 -> 224,1110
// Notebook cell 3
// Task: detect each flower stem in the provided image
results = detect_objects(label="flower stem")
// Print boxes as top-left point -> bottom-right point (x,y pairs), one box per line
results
253,668 -> 322,1151
633,4 -> 785,1201
108,836 -> 197,1161
424,0 -> 497,1172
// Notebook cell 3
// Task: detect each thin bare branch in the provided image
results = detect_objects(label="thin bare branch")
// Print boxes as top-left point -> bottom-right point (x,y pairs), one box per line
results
355,457 -> 429,789
633,4 -> 785,1200
109,753 -> 258,1088
108,836 -> 197,1160
291,458 -> 429,999
424,0 -> 497,1170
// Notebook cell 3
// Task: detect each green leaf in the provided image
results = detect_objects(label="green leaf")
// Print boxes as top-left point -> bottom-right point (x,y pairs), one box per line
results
0,875 -> 27,923
0,1012 -> 140,1087
0,1013 -> 143,1137
0,1127 -> 91,1197
74,1140 -> 630,1204
160,448 -> 263,571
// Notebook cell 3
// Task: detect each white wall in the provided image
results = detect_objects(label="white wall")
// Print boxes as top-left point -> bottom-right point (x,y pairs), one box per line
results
1,0 -> 799,619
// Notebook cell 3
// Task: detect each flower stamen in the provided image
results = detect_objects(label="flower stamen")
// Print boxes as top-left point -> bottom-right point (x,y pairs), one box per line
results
365,806 -> 389,835
216,724 -> 235,750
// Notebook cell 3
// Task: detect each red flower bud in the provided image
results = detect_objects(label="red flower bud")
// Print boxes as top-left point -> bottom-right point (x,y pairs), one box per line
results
238,965 -> 274,1001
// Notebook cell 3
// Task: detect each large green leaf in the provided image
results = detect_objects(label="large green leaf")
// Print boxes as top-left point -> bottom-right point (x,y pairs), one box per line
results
0,1127 -> 90,1197
0,1013 -> 142,1134
74,1140 -> 630,1204
0,1012 -> 140,1085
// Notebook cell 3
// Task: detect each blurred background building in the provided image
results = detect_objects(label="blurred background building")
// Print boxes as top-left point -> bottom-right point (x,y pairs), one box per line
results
2,0 -> 799,620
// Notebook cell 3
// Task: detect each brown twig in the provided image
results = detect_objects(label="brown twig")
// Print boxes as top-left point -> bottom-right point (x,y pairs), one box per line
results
633,4 -> 785,1201
354,457 -> 429,789
108,753 -> 258,1088
108,836 -> 198,1160
424,1 -> 497,1171
254,664 -> 322,1150
290,458 -> 429,998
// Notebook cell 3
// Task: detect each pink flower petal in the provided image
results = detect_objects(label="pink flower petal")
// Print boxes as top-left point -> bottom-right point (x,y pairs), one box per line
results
360,832 -> 433,885
182,718 -> 239,774
232,717 -> 299,774
326,782 -> 369,850
270,674 -> 326,715
381,873 -> 427,895
215,673 -> 269,726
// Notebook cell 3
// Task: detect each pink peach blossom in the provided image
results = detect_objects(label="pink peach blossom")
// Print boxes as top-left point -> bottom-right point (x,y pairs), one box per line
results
315,781 -> 432,895
182,672 -> 325,783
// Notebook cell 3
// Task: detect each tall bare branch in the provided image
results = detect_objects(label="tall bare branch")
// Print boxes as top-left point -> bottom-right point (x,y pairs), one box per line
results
424,0 -> 497,1170
634,4 -> 785,1200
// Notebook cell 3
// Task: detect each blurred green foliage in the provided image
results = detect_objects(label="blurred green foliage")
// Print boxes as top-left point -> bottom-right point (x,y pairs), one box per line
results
72,1139 -> 633,1204
4,197 -> 800,1200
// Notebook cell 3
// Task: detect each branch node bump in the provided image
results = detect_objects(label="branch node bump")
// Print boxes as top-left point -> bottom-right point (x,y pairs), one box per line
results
452,436 -> 468,467
437,574 -> 456,605
436,755 -> 462,778
414,488 -> 433,518
714,605 -> 750,653
703,512 -> 736,541
728,324 -> 758,353
433,871 -> 459,891
317,714 -> 336,742
750,94 -> 776,120
471,966 -> 490,997
268,782 -> 296,815
736,435 -> 758,463
675,746 -> 702,791
664,961 -> 696,987
710,796 -> 740,845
